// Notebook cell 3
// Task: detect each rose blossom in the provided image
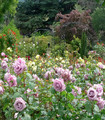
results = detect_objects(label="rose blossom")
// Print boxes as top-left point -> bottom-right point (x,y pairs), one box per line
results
72,86 -> 82,97
93,84 -> 103,97
44,71 -> 52,79
4,72 -> 11,81
33,74 -> 40,81
3,58 -> 8,62
1,52 -> 5,56
96,97 -> 105,110
53,78 -> 66,92
0,86 -> 4,94
1,61 -> 8,69
14,97 -> 26,111
87,87 -> 97,100
7,75 -> 17,87
13,58 -> 27,74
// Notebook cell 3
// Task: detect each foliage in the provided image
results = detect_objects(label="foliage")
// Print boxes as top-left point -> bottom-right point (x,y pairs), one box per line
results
15,0 -> 77,35
92,7 -> 105,32
55,9 -> 92,43
2,20 -> 22,40
80,32 -> 88,58
93,43 -> 105,59
0,0 -> 18,22
70,36 -> 81,51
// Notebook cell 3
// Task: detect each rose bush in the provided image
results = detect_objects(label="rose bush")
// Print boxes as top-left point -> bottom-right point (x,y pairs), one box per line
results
0,51 -> 105,119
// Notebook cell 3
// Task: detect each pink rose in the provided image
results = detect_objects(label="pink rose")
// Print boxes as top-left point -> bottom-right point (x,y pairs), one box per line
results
0,86 -> 4,94
14,97 -> 26,111
3,58 -> 8,62
53,78 -> 66,92
93,84 -> 103,97
84,74 -> 89,80
97,97 -> 105,110
33,74 -> 40,81
87,87 -> 97,100
4,72 -> 11,81
7,75 -> 17,87
1,61 -> 8,69
1,52 -> 5,56
72,86 -> 82,97
13,58 -> 27,75
44,71 -> 52,79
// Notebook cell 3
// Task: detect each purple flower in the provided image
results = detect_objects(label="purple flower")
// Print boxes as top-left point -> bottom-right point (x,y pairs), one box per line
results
93,84 -> 103,97
4,72 -> 11,81
1,61 -> 8,69
72,86 -> 82,97
44,71 -> 52,79
13,58 -> 27,75
3,58 -> 8,62
53,78 -> 66,92
33,74 -> 40,81
75,64 -> 80,69
14,97 -> 26,111
96,97 -> 105,110
1,52 -> 5,56
69,65 -> 73,70
0,86 -> 4,94
7,75 -> 17,87
87,87 -> 97,100
84,74 -> 89,80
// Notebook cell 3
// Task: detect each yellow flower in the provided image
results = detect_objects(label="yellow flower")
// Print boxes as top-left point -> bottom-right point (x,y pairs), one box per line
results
7,47 -> 12,52
36,55 -> 40,59
78,57 -> 84,63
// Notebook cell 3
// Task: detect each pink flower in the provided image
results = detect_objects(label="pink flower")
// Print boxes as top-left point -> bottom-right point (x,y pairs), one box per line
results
84,74 -> 89,80
76,71 -> 80,75
53,78 -> 66,92
0,86 -> 4,94
14,113 -> 18,119
13,58 -> 27,74
44,71 -> 52,79
1,61 -> 8,69
1,52 -> 5,56
72,86 -> 82,97
33,74 -> 40,81
93,84 -> 103,97
96,97 -> 105,110
7,75 -> 17,87
87,87 -> 97,100
4,72 -> 11,81
3,58 -> 8,62
0,80 -> 4,85
69,65 -> 73,70
14,97 -> 26,111
75,64 -> 80,68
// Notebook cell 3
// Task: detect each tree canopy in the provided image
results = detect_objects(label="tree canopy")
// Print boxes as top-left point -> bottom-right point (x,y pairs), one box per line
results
15,0 -> 77,35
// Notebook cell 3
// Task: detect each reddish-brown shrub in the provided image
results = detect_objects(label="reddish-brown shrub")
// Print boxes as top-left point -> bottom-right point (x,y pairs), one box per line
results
55,10 -> 92,43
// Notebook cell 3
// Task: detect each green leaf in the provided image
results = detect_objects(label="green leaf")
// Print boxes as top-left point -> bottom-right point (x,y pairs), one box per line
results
94,105 -> 100,112
26,73 -> 32,80
17,76 -> 21,84
22,113 -> 31,120
13,92 -> 21,99
28,82 -> 35,90
85,101 -> 92,113
66,84 -> 72,92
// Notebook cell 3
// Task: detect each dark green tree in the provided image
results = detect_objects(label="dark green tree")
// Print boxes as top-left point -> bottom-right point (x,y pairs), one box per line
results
15,0 -> 77,35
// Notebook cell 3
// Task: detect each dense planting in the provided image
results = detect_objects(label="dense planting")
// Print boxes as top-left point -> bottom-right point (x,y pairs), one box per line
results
0,51 -> 105,120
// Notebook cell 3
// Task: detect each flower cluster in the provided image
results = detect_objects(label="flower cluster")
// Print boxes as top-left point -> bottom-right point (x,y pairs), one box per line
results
87,84 -> 105,110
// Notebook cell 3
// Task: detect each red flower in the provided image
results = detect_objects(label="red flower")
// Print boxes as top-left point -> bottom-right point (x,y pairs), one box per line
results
3,34 -> 6,37
0,36 -> 2,39
97,42 -> 100,45
102,43 -> 104,46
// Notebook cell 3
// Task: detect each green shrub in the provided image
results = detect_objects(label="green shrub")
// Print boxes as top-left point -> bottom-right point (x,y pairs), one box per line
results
2,20 -> 22,40
35,35 -> 52,56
